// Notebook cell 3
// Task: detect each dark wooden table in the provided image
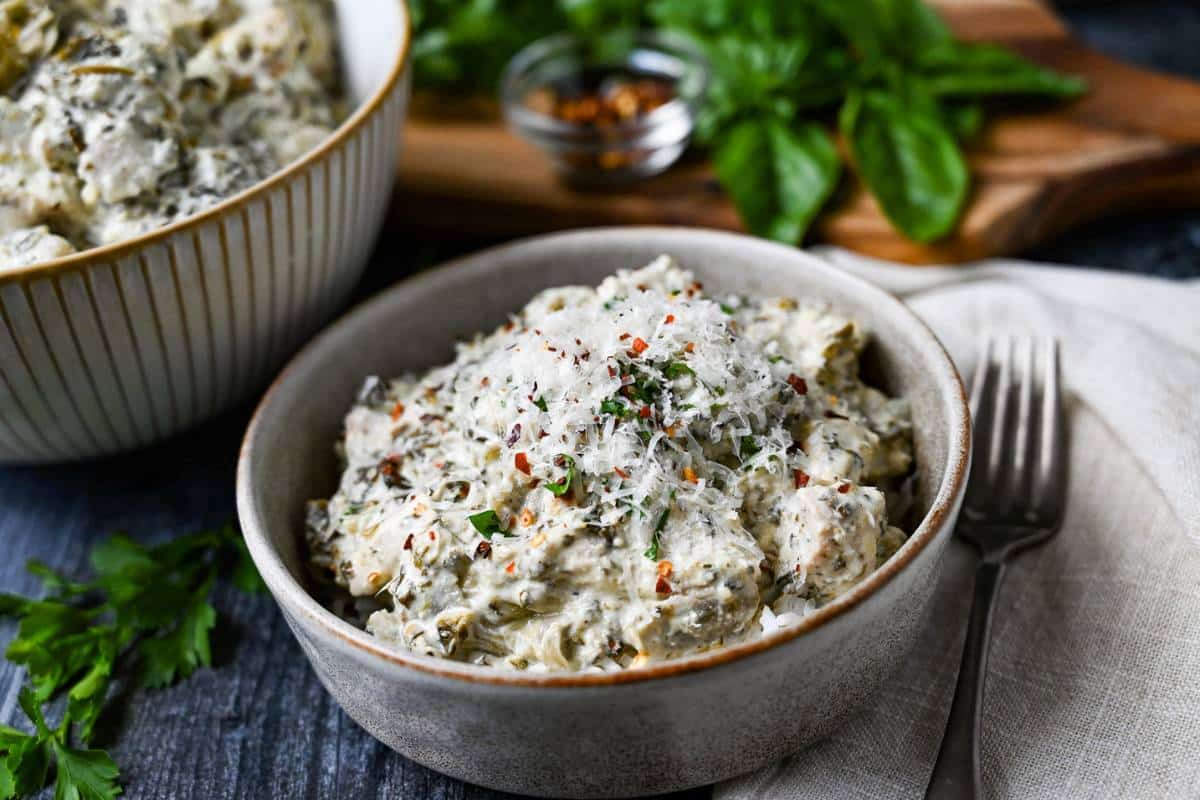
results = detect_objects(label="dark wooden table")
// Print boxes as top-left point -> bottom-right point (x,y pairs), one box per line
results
3,4 -> 1198,798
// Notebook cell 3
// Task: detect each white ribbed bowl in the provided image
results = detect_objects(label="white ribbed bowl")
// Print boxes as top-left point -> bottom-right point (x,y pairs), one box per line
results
0,0 -> 411,463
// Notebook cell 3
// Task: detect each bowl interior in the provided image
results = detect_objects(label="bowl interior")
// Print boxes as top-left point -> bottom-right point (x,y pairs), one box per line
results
335,0 -> 406,105
240,228 -> 965,671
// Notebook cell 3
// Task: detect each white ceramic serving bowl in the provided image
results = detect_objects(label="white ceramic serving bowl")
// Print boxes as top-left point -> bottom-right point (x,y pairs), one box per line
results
0,0 -> 411,463
237,228 -> 970,798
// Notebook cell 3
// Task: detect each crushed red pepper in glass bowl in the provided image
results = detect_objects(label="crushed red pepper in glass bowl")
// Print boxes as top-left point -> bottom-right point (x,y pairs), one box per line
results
501,33 -> 708,185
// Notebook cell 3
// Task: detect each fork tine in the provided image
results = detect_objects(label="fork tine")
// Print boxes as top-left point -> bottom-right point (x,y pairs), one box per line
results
964,338 -> 997,514
985,337 -> 1014,491
1033,339 -> 1065,523
1002,338 -> 1037,513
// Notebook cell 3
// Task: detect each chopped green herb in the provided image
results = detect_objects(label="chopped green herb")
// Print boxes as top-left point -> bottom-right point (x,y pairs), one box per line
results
740,435 -> 761,459
720,303 -> 735,315
662,362 -> 694,380
644,494 -> 675,560
544,454 -> 576,496
768,355 -> 784,364
600,398 -> 631,418
533,395 -> 548,412
468,510 -> 508,539
0,524 -> 262,800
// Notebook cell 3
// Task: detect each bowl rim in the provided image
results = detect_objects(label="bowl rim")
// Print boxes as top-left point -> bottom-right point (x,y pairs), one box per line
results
0,0 -> 412,288
237,227 -> 971,689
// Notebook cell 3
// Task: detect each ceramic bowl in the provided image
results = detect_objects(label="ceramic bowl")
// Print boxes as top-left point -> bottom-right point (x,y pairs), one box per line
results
237,228 -> 970,798
0,0 -> 411,463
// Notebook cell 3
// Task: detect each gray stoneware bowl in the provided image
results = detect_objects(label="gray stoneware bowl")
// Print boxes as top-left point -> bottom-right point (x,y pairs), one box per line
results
237,228 -> 970,798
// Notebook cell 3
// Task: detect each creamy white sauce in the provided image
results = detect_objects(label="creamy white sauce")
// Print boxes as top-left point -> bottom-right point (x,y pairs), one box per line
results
308,258 -> 914,672
0,0 -> 343,270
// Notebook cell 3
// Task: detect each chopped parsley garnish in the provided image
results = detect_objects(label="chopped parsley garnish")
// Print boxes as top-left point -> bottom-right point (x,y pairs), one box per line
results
600,398 -> 631,418
533,395 -> 548,412
644,495 -> 675,560
720,303 -> 735,315
739,435 -> 762,459
468,510 -> 508,539
544,454 -> 576,496
662,361 -> 694,380
0,525 -> 263,800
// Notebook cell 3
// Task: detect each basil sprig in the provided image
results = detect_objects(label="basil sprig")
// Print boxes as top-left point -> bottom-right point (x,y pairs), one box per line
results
409,0 -> 1083,244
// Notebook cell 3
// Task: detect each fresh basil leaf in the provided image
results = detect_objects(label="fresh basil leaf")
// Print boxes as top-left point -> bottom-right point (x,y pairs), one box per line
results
917,42 -> 1086,98
714,117 -> 840,244
544,455 -> 577,496
815,0 -> 950,63
940,100 -> 984,142
841,88 -> 968,242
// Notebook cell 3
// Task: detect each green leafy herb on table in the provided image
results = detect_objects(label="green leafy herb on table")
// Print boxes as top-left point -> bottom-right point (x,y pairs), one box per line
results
0,525 -> 264,799
408,0 -> 1084,244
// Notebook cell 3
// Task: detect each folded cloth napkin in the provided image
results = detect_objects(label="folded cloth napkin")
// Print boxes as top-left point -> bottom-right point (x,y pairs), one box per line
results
716,253 -> 1200,800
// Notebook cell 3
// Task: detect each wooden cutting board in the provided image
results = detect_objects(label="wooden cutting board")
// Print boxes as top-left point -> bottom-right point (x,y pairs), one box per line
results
392,0 -> 1200,264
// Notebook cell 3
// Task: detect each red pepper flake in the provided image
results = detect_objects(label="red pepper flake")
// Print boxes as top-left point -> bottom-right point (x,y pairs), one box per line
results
503,321 -> 515,332
505,561 -> 516,574
657,560 -> 673,578
684,342 -> 695,354
655,576 -> 672,595
480,377 -> 490,387
786,374 -> 808,395
475,541 -> 492,560
638,405 -> 652,419
619,333 -> 631,342
402,534 -> 414,551
838,482 -> 852,494
664,314 -> 675,324
607,365 -> 617,378
682,466 -> 698,484
515,452 -> 531,475
631,337 -> 649,355
389,402 -> 405,421
793,469 -> 810,489
613,466 -> 629,479
428,530 -> 436,540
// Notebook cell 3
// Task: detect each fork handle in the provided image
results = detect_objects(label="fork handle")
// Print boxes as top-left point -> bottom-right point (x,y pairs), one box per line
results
924,559 -> 1006,800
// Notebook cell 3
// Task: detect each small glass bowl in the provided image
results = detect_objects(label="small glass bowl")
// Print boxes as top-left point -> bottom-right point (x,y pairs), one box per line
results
501,32 -> 709,186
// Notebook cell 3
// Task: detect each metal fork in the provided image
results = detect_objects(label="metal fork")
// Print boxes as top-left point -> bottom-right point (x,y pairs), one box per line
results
924,337 -> 1067,800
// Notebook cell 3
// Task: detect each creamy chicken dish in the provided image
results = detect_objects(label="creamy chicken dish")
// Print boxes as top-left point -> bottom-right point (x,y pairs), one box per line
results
307,258 -> 915,672
0,0 -> 343,269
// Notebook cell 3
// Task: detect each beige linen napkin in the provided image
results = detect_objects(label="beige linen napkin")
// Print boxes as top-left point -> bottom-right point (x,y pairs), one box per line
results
716,253 -> 1200,800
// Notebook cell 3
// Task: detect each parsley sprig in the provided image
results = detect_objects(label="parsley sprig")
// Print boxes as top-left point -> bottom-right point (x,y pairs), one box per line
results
0,525 -> 263,799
